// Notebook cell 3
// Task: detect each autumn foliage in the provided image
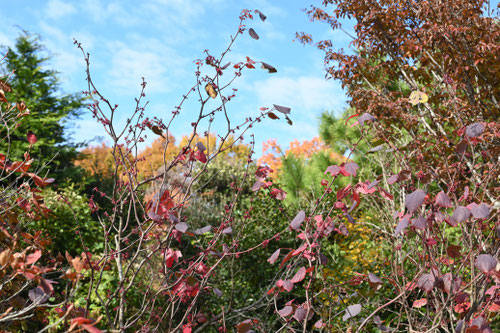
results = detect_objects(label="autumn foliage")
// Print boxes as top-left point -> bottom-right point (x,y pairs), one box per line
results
1,2 -> 499,333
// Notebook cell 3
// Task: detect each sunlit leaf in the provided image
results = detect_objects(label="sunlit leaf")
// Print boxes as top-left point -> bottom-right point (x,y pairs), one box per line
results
409,91 -> 428,105
413,298 -> 428,308
205,83 -> 217,98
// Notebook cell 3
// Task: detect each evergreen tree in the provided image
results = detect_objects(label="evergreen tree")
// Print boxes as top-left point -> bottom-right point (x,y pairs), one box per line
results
0,33 -> 85,183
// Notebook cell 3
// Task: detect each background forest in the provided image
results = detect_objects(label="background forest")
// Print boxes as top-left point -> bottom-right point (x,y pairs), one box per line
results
0,1 -> 498,332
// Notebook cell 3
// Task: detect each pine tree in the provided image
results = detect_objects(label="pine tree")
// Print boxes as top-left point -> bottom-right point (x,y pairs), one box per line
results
0,33 -> 85,183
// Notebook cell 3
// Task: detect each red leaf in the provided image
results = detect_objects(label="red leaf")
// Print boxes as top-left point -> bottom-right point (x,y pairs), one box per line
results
194,150 -> 207,163
290,266 -> 306,284
27,131 -> 37,144
378,188 -> 393,200
267,249 -> 280,264
278,305 -> 293,317
279,251 -> 294,269
344,113 -> 359,125
83,324 -> 102,333
413,298 -> 428,308
236,319 -> 253,333
26,250 -> 42,265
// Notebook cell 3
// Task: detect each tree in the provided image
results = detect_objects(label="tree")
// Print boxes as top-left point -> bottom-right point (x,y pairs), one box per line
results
296,0 -> 499,331
0,33 -> 85,183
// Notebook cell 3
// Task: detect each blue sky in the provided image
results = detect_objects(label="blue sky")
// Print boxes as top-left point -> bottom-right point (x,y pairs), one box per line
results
1,0 -> 352,154
1,1 -> 498,156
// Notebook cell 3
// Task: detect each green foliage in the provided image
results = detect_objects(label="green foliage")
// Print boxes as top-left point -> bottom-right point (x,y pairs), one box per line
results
27,185 -> 102,255
0,33 -> 85,184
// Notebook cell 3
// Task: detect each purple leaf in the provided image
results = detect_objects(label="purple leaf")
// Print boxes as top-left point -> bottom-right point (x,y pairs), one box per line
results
222,226 -> 232,234
405,189 -> 426,213
387,174 -> 398,184
435,211 -> 445,222
148,211 -> 162,222
344,162 -> 359,176
248,28 -> 259,40
367,180 -> 379,189
28,287 -> 49,304
213,287 -> 223,297
417,273 -> 435,292
267,249 -> 280,264
255,9 -> 266,21
278,305 -> 293,317
338,223 -> 349,236
358,113 -> 376,126
252,180 -> 265,191
368,145 -> 384,153
290,210 -> 305,230
273,104 -> 291,114
342,304 -> 362,321
475,254 -> 497,273
319,253 -> 328,265
411,216 -> 427,230
194,226 -> 211,235
435,191 -> 452,208
394,215 -> 410,235
221,62 -> 231,69
344,213 -> 355,224
196,142 -> 206,152
293,306 -> 307,322
325,165 -> 340,177
442,272 -> 461,294
451,206 -> 471,224
175,222 -> 188,233
465,122 -> 484,138
368,272 -> 383,290
470,203 -> 490,219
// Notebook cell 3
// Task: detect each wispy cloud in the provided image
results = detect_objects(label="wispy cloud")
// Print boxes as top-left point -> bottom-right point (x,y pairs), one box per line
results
45,0 -> 77,19
105,36 -> 189,95
253,75 -> 345,114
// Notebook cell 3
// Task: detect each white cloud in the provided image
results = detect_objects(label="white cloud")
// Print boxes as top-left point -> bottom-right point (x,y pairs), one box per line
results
45,0 -> 77,19
253,75 -> 345,114
105,36 -> 188,95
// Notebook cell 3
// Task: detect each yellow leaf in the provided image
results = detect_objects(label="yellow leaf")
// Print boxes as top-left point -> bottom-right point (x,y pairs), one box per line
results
205,83 -> 217,99
409,91 -> 428,105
